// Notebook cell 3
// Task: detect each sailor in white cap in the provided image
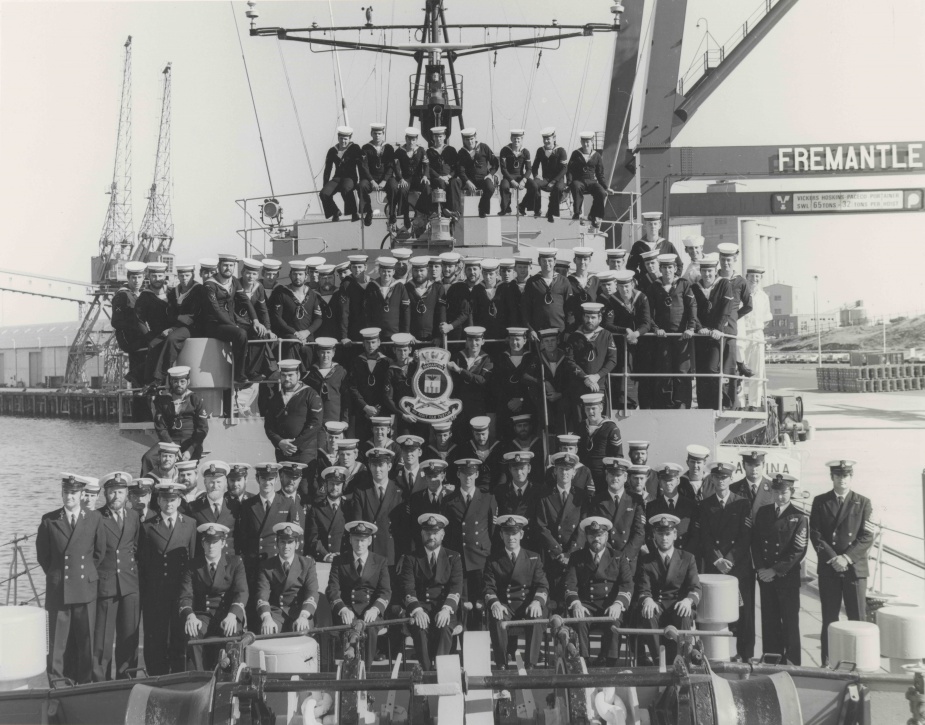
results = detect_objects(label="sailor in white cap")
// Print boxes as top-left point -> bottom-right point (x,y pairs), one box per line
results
605,247 -> 627,271
568,132 -> 612,229
198,258 -> 218,282
255,522 -> 319,635
576,390 -> 624,493
133,261 -> 175,387
716,242 -> 753,405
79,476 -> 101,512
237,257 -> 277,379
564,302 -> 618,430
452,128 -> 499,218
424,125 -> 459,216
339,254 -> 372,346
263,359 -> 324,464
300,338 -> 348,435
365,256 -> 411,339
447,327 -> 493,436
494,255 -> 531,327
347,327 -> 391,442
357,122 -> 397,226
138,480 -> 196,676
678,444 -> 714,501
627,210 -> 683,279
680,235 -> 704,284
407,255 -> 447,343
395,126 -> 428,228
532,127 -> 568,221
111,260 -> 148,387
469,258 -> 506,341
260,257 -> 282,290
267,259 -> 323,370
401,513 -> 462,670
390,247 -> 413,282
441,255 -> 478,340
166,261 -> 201,365
489,327 -> 531,434
691,253 -> 738,410
438,250 -> 462,286
454,414 -> 505,491
521,248 -> 574,340
563,247 -> 598,328
320,125 -> 362,221
498,128 -> 536,216
179,522 -> 248,669
739,263 -> 771,409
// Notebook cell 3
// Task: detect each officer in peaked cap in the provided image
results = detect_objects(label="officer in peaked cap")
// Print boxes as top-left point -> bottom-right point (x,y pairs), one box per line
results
326,520 -> 392,667
564,516 -> 635,664
730,449 -> 776,516
810,459 -> 873,665
493,450 -> 541,551
751,472 -> 808,665
399,513 -> 463,670
587,457 -> 646,563
305,466 -> 349,565
408,459 -> 453,552
190,460 -> 239,554
255,522 -> 320,636
645,462 -> 698,553
483,514 -> 549,667
179,522 -> 248,670
278,462 -> 308,522
225,462 -> 254,506
393,433 -> 427,497
537,452 -> 589,603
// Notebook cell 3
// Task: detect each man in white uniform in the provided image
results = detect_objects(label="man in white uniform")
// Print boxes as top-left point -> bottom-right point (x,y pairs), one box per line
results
738,265 -> 772,409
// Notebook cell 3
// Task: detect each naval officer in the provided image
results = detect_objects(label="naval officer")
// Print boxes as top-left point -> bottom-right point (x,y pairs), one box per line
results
256,523 -> 320,634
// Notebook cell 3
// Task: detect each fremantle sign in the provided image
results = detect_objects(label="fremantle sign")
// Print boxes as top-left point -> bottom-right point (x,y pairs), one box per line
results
399,347 -> 463,423
776,143 -> 924,174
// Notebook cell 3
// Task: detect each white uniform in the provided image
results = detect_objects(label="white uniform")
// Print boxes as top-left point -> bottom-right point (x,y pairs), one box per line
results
738,287 -> 772,407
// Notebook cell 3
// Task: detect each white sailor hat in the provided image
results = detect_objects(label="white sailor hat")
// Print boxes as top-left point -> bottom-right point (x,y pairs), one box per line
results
464,326 -> 486,338
324,420 -> 349,434
641,211 -> 663,220
498,514 -> 528,531
430,126 -> 447,135
198,257 -> 218,270
125,261 -> 147,274
596,271 -> 616,282
397,434 -> 424,448
339,438 -> 359,451
649,513 -> 681,530
627,441 -> 650,450
392,248 -> 413,261
469,416 -> 491,431
498,258 -> 515,268
418,513 -> 449,530
288,259 -> 308,271
83,477 -> 101,493
628,464 -> 650,476
421,459 -> 449,473
404,127 -> 420,137
154,482 -> 186,495
315,337 -> 338,349
710,462 -> 736,478
581,302 -> 604,314
337,126 -> 354,136
554,258 -> 572,268
641,249 -> 660,262
175,262 -> 195,273
746,265 -> 766,275
102,471 -> 132,488
345,520 -> 378,536
167,365 -> 191,378
717,243 -> 740,256
557,434 -> 580,445
370,122 -> 386,131
261,258 -> 282,270
603,457 -> 632,471
537,247 -> 558,258
334,261 -> 351,273
506,326 -> 528,337
551,452 -> 579,468
322,466 -> 347,481
682,235 -> 705,248
581,392 -> 605,406
360,327 -> 381,340
513,255 -> 532,265
377,256 -> 398,269
657,254 -> 677,266
509,129 -> 525,137
511,413 -> 533,424
431,422 -> 453,432
175,460 -> 198,473
273,522 -> 305,539
573,247 -> 594,258
686,444 -> 710,460
503,451 -> 534,465
242,258 -> 263,271
606,248 -> 628,258
439,251 -> 461,263
538,328 -> 560,338
305,256 -> 326,269
370,416 -> 392,428
460,128 -> 477,137
348,254 -> 369,263
278,359 -> 302,372
541,127 -> 556,137
656,462 -> 684,478
698,253 -> 720,268
580,516 -> 613,534
410,256 -> 430,267
145,262 -> 167,274
579,131 -> 595,140
480,258 -> 500,271
198,523 -> 231,539
614,268 -> 637,283
158,442 -> 181,454
202,460 -> 231,477
391,333 -> 414,347
462,256 -> 482,267
217,253 -> 239,263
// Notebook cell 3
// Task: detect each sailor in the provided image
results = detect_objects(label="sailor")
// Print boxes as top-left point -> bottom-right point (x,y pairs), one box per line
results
626,441 -> 659,499
392,433 -> 427,496
337,438 -> 369,492
81,477 -> 102,512
200,253 -> 260,385
408,459 -> 453,547
647,254 -> 697,410
142,366 -> 209,476
439,250 -> 463,287
326,520 -> 392,667
314,264 -> 344,341
678,444 -> 716,501
425,421 -> 458,464
393,126 -> 429,228
173,459 -> 201,516
138,481 -> 197,675
339,254 -> 372,344
303,421 -> 348,503
358,122 -> 398,226
452,128 -> 498,218
364,256 -> 410,337
448,327 -> 494,435
91,472 -> 140,682
498,414 -> 544,487
739,265 -> 773,409
127,477 -> 154,522
626,211 -> 684,277
320,125 -> 363,222
111,260 -> 148,387
717,243 -> 754,408
134,261 -> 177,385
521,248 -> 573,339
627,465 -> 654,506
634,249 -> 662,299
495,256 -> 532,328
564,247 -> 600,329
198,258 -> 217,283
190,461 -> 240,553
536,452 -> 589,601
442,256 -> 478,341
147,441 -> 180,483
493,451 -> 542,551
424,125 -> 459,216
645,463 -> 699,554
522,327 -> 571,434
810,460 -> 874,665
576,393 -> 624,493
470,258 -> 506,343
255,522 -> 319,634
269,259 -> 323,370
635,513 -> 702,664
391,247 -> 413,284
587,457 -> 646,564
305,466 -> 349,563
544,433 -> 595,492
304,256 -> 326,290
303,337 -> 349,427
532,127 -> 569,222
567,132 -> 611,229
751,473 -> 809,666
347,327 -> 392,443
261,258 -> 283,291
692,254 -> 737,411
358,416 -> 401,466
179,523 -> 248,669
455,415 -> 505,492
498,128 -> 536,216
483,514 -> 549,667
693,462 -> 754,660
225,463 -> 253,506
605,248 -> 628,271
564,516 -> 635,665
730,450 -> 776,517
406,256 -> 447,344
163,262 -> 201,365
680,236 -> 704,285
36,474 -> 105,683
263,359 -> 324,464
278,462 -> 308,526
564,302 -> 618,430
237,257 -> 277,380
400,514 -> 463,670
443,459 -> 498,628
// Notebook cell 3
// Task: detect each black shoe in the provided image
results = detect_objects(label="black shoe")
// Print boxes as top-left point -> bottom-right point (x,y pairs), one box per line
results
547,212 -> 555,223
534,212 -> 543,218
351,212 -> 360,222
364,214 -> 372,227
388,215 -> 397,225
737,362 -> 754,378
517,204 -> 526,216
332,212 -> 341,222
479,211 -> 487,218
572,213 -> 580,221
233,375 -> 250,386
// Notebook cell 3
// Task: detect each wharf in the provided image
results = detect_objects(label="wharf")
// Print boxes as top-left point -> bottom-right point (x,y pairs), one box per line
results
0,388 -> 133,422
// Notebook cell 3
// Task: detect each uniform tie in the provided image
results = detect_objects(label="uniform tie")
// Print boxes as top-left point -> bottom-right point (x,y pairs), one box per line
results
70,513 -> 76,529
430,552 -> 437,569
750,484 -> 758,499
510,550 -> 517,565
465,494 -> 471,506
283,560 -> 290,575
378,486 -> 386,500
213,504 -> 221,518
431,493 -> 438,505
719,497 -> 725,510
115,511 -> 123,529
264,499 -> 270,513
209,563 -> 216,579
167,517 -> 173,530
560,490 -> 567,506
356,558 -> 363,576
663,553 -> 671,568
776,505 -> 782,518
516,488 -> 523,501
667,499 -> 675,513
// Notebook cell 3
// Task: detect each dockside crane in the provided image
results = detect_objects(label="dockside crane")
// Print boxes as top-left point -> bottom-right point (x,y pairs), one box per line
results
136,63 -> 174,261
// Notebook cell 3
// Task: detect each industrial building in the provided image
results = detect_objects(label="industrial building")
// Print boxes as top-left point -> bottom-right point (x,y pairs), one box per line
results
0,321 -> 108,389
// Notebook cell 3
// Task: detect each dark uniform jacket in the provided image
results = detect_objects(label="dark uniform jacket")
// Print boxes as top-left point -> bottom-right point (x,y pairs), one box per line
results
499,145 -> 532,180
406,280 -> 446,342
315,290 -> 343,340
483,548 -> 549,610
152,389 -> 209,454
135,289 -> 173,341
360,142 -> 395,181
647,278 -> 697,333
809,490 -> 874,579
470,285 -> 507,341
454,440 -> 505,492
532,146 -> 568,183
543,464 -> 596,493
456,142 -> 498,183
37,507 -> 106,607
238,283 -> 272,328
178,552 -> 248,623
627,239 -> 684,276
96,506 -> 141,599
235,495 -> 298,571
730,476 -> 777,517
305,497 -> 348,560
304,364 -> 349,424
520,273 -> 572,334
138,513 -> 197,600
269,284 -> 323,338
323,143 -> 363,184
327,550 -> 392,617
564,547 -> 634,611
442,488 -> 497,572
111,286 -> 146,350
588,490 -> 646,561
255,553 -> 319,621
497,438 -> 545,487
565,328 -> 619,384
577,420 -> 624,484
450,350 -> 493,419
263,383 -> 324,464
565,276 -> 601,332
408,487 -> 452,547
492,482 -> 543,550
168,282 -> 203,330
189,496 -> 240,553
426,145 -> 458,183
346,479 -> 409,566
692,278 -> 737,334
567,149 -> 606,184
348,351 -> 391,414
536,486 -> 589,560
394,145 -> 428,186
382,360 -> 417,422
750,502 -> 808,587
635,548 -> 702,607
722,274 -> 753,333
339,276 -> 372,341
400,547 -> 463,615
364,280 -> 410,338
200,277 -> 257,327
600,290 -> 652,341
645,496 -> 698,551
694,493 -> 752,575
445,281 -> 475,339
497,280 -> 527,328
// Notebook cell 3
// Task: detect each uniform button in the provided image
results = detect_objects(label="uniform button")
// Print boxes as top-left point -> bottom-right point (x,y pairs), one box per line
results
65,576 -> 68,580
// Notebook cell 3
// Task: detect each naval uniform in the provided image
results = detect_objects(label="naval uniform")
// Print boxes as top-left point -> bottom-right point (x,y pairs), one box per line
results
531,145 -> 569,219
535,486 -> 589,602
470,284 -> 507,342
577,420 -> 624,492
326,550 -> 392,667
179,552 -> 248,671
498,144 -> 537,214
111,285 -> 147,386
599,288 -> 653,409
691,278 -> 737,411
138,512 -> 197,675
304,363 -> 349,427
626,238 -> 684,277
645,496 -> 698,552
36,507 -> 106,683
564,546 -> 635,659
363,279 -> 410,338
393,144 -> 429,225
567,148 -> 608,222
255,553 -> 319,631
449,349 -> 493,436
346,479 -> 410,568
483,548 -> 549,667
730,476 -> 777,518
492,482 -> 543,552
338,275 -> 372,343
495,279 -> 528,328
809,490 -> 874,663
521,348 -> 571,435
200,277 -> 258,381
141,388 -> 209,476
238,280 -> 276,379
189,496 -> 240,554
720,273 -> 753,408
750,502 -> 808,665
442,489 -> 497,618
92,505 -> 141,681
320,142 -> 363,220
263,382 -> 324,464
160,281 -> 203,379
588,490 -> 647,565
382,359 -> 423,438
646,278 -> 698,409
445,281 -> 475,341
135,288 -> 176,384
400,546 -> 463,670
452,142 -> 498,217
405,279 -> 446,343
454,439 -> 505,493
347,351 -> 391,442
269,283 -> 323,370
520,273 -> 572,338
305,497 -> 348,562
424,144 -> 459,214
564,328 -> 618,430
358,142 -> 399,223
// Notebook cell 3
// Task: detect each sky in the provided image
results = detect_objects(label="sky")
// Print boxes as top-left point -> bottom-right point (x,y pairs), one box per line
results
0,0 -> 924,326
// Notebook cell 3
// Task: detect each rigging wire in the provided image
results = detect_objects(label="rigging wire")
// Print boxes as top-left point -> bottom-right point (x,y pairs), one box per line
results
566,36 -> 594,151
487,30 -> 497,147
275,40 -> 320,192
229,1 -> 275,197
328,0 -> 350,126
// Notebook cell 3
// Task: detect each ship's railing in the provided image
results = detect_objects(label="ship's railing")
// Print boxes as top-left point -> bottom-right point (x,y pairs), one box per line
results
1,533 -> 43,606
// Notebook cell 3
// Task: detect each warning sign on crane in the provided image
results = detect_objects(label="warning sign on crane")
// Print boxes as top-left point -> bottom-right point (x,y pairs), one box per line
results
770,189 -> 923,215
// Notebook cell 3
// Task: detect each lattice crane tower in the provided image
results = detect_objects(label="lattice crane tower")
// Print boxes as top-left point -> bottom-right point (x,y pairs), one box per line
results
136,62 -> 174,260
